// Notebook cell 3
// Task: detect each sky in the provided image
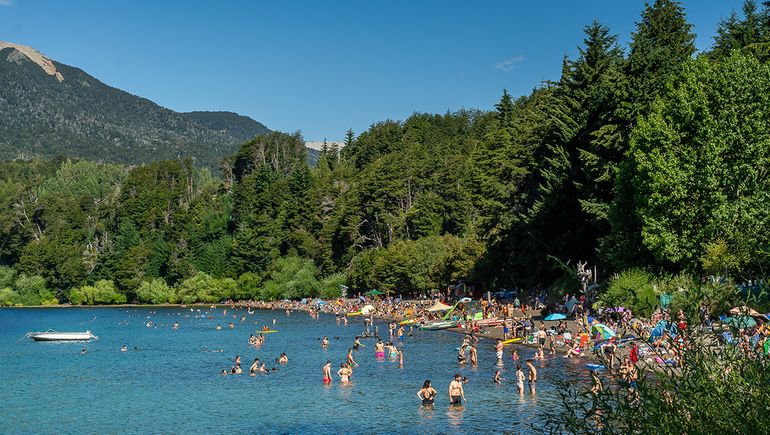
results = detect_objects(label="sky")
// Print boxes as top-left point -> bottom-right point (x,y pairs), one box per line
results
0,0 -> 743,141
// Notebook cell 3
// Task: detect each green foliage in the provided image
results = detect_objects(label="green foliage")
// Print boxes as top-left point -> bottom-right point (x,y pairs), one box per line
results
0,287 -> 20,306
0,265 -> 16,288
236,272 -> 262,301
69,280 -> 126,305
319,273 -> 347,300
630,53 -> 770,274
13,273 -> 55,306
175,272 -> 233,304
599,269 -> 657,317
260,256 -> 319,301
135,278 -> 175,304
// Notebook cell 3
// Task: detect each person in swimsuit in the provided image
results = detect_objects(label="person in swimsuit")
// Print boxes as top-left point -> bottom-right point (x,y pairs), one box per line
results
516,364 -> 525,395
278,353 -> 288,364
353,337 -> 362,349
321,336 -> 329,348
494,370 -> 501,384
526,359 -> 537,394
338,363 -> 352,383
449,374 -> 465,405
457,345 -> 467,365
417,380 -> 437,406
347,348 -> 358,367
495,339 -> 504,362
323,360 -> 332,384
375,340 -> 385,358
511,348 -> 519,361
388,342 -> 398,359
469,344 -> 478,367
249,358 -> 260,375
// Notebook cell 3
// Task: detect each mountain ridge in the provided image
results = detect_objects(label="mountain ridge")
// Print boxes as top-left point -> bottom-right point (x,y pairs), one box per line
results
0,41 -> 272,171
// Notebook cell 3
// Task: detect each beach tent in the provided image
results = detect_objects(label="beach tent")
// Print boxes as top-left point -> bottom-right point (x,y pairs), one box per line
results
361,304 -> 375,315
366,289 -> 384,296
544,313 -> 567,321
729,306 -> 768,320
427,301 -> 452,312
591,323 -> 616,340
724,316 -> 757,328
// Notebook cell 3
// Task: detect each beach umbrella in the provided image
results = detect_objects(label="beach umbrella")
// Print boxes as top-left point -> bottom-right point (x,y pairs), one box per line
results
544,313 -> 567,321
366,289 -> 384,296
724,316 -> 757,328
427,301 -> 453,312
591,323 -> 616,340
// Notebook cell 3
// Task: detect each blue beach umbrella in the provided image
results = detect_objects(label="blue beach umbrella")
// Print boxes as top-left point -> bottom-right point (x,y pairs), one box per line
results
544,313 -> 567,321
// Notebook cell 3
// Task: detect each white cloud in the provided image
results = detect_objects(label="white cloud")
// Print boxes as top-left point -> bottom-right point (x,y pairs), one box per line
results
0,0 -> 12,6
496,55 -> 525,72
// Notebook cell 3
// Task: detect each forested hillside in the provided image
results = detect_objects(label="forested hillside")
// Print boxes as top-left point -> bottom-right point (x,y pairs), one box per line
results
0,43 -> 270,171
2,0 -> 770,306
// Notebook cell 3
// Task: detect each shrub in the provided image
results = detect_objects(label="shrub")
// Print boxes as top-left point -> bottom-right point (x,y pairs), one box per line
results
135,278 -> 175,304
14,274 -> 50,306
600,269 -> 657,318
0,287 -> 20,306
319,273 -> 347,299
236,272 -> 262,300
71,280 -> 127,305
261,257 -> 319,300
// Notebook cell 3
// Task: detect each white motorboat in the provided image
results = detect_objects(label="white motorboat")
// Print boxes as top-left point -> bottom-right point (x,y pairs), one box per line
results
27,330 -> 97,341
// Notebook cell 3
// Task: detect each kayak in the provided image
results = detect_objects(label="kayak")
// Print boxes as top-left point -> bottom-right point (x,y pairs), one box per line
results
419,321 -> 458,331
502,337 -> 523,345
258,330 -> 278,333
399,318 -> 417,325
347,312 -> 363,317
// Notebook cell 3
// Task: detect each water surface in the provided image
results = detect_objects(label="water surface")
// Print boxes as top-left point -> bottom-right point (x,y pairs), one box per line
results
0,307 -> 589,433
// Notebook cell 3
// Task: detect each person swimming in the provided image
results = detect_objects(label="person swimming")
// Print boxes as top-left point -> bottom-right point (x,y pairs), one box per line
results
215,324 -> 222,330
417,380 -> 437,406
494,370 -> 502,384
321,336 -> 329,348
121,345 -> 127,352
278,353 -> 288,364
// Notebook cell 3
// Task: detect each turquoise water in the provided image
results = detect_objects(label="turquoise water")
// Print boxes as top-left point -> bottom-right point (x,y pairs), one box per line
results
0,307 -> 589,433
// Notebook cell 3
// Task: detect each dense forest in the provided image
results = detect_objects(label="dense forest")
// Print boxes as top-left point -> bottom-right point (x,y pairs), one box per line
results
2,0 -> 770,306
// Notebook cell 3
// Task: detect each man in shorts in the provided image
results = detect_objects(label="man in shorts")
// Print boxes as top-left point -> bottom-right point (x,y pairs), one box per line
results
449,374 -> 466,405
495,339 -> 504,362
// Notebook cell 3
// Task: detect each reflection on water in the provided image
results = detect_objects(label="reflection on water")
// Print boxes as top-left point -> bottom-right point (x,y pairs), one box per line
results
0,307 -> 591,433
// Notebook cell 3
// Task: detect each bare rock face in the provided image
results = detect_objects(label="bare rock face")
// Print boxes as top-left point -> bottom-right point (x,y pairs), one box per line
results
0,41 -> 64,81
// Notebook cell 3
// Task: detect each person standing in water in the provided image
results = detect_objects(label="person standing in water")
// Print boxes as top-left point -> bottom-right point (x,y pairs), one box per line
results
417,380 -> 437,406
495,339 -> 504,363
448,374 -> 466,406
323,360 -> 332,384
526,359 -> 537,394
469,344 -> 478,367
375,340 -> 385,358
516,364 -> 525,395
494,370 -> 501,384
347,348 -> 358,367
338,363 -> 352,383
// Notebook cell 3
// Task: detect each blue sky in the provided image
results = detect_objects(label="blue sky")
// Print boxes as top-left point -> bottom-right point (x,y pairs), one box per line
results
1,0 -> 742,141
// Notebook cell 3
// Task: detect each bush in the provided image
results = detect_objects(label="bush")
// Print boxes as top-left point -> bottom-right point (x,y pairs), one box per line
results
14,273 -> 51,305
319,273 -> 347,299
70,280 -> 126,305
261,257 -> 319,300
236,272 -> 262,300
0,287 -> 20,306
135,278 -> 175,304
176,272 -> 220,304
0,266 -> 16,289
600,269 -> 657,318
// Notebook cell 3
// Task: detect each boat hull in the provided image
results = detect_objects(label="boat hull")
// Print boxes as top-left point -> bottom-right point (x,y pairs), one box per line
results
29,332 -> 95,341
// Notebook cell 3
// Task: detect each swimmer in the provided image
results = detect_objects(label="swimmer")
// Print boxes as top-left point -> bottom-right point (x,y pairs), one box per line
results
250,358 -> 260,375
235,355 -> 241,365
494,370 -> 501,384
323,360 -> 332,384
469,344 -> 478,367
215,324 -> 222,330
121,345 -> 127,352
80,348 -> 87,355
228,322 -> 235,329
449,374 -> 466,405
457,346 -> 467,365
235,364 -> 242,374
278,353 -> 288,364
511,348 -> 519,361
516,364 -> 525,395
173,322 -> 179,330
221,369 -> 228,376
353,337 -> 363,349
375,340 -> 385,358
417,380 -> 437,406
273,318 -> 277,325
321,336 -> 329,348
397,348 -> 403,368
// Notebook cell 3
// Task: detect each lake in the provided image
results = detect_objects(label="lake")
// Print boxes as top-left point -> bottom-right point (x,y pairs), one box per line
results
0,307 -> 590,433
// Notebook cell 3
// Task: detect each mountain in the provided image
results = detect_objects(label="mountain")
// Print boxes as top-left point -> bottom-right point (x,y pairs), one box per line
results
0,41 -> 270,171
